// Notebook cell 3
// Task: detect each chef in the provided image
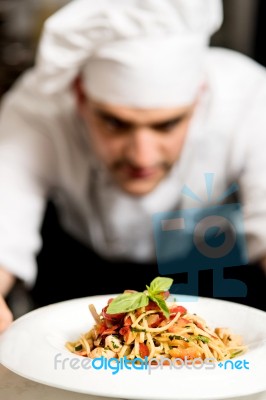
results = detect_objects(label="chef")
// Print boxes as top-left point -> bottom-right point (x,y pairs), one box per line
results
0,0 -> 266,332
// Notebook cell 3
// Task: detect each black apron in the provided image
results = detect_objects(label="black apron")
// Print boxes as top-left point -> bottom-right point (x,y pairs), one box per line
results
30,201 -> 266,311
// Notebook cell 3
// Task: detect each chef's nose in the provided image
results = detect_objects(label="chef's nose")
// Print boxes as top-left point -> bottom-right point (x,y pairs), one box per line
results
125,128 -> 158,167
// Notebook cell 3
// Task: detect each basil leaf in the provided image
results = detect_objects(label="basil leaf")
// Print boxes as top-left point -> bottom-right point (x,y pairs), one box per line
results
149,293 -> 170,318
168,335 -> 190,343
106,292 -> 148,314
148,277 -> 173,294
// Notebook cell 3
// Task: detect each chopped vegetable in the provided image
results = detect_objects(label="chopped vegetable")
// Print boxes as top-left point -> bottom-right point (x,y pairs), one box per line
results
196,335 -> 210,344
230,350 -> 243,359
168,335 -> 190,343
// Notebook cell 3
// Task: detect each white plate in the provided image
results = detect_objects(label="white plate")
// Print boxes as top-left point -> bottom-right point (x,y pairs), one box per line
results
0,295 -> 266,400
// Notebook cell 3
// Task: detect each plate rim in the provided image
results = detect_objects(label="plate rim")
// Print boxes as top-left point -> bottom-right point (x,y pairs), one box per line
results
1,294 -> 266,400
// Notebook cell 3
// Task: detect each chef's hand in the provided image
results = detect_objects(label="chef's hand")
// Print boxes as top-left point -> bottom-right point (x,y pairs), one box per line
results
0,294 -> 13,333
0,267 -> 15,333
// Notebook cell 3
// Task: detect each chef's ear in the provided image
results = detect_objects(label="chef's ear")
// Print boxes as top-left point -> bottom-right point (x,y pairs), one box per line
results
72,76 -> 87,108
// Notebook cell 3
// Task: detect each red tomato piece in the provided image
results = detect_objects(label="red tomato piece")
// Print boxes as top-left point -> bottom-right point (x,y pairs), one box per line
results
139,343 -> 150,358
96,323 -> 107,335
169,305 -> 187,315
101,325 -> 119,335
160,291 -> 170,300
146,314 -> 163,328
124,316 -> 132,326
119,326 -> 130,336
145,301 -> 160,312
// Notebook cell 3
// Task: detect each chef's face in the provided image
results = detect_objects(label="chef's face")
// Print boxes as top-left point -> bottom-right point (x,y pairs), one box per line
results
75,80 -> 196,196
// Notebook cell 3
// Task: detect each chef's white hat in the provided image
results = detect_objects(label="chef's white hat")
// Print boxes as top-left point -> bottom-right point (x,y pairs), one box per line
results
35,0 -> 223,107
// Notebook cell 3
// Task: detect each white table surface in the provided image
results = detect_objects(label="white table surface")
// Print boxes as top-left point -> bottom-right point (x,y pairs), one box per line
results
1,363 -> 266,400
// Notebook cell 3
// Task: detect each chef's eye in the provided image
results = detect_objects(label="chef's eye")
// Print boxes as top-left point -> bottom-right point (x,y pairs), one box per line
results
153,116 -> 188,133
102,116 -> 131,132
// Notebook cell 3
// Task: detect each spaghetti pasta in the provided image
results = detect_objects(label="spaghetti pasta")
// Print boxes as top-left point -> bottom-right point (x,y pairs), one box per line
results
66,282 -> 247,362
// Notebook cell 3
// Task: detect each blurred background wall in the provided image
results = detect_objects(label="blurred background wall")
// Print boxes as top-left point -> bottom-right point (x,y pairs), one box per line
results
0,0 -> 265,98
0,0 -> 69,97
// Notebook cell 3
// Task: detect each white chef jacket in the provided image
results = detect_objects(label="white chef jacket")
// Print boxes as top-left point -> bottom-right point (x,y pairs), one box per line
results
1,48 -> 266,287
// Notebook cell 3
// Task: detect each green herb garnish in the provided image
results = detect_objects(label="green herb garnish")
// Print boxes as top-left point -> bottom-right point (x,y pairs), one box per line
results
106,277 -> 173,318
131,327 -> 147,333
230,350 -> 243,359
147,277 -> 173,294
195,335 -> 210,344
111,340 -> 119,349
74,344 -> 82,351
169,335 -> 190,343
106,292 -> 149,314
